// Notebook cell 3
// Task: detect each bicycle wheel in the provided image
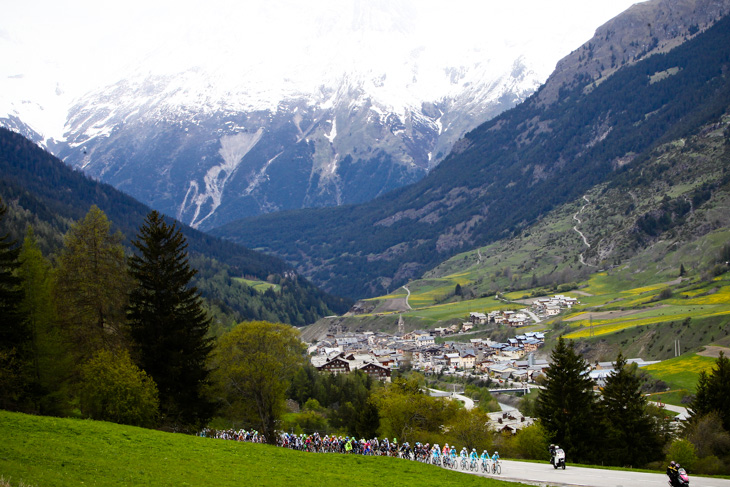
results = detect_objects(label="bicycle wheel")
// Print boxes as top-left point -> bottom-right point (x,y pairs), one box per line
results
496,463 -> 502,475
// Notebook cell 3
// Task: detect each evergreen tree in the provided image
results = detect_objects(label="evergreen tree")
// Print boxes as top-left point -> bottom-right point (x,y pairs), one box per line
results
18,227 -> 72,415
0,196 -> 31,411
54,206 -> 130,360
535,337 -> 597,463
127,211 -> 214,429
599,353 -> 663,467
689,351 -> 730,431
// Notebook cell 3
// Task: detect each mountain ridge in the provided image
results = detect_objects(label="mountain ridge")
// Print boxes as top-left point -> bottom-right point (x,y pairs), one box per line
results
211,0 -> 730,299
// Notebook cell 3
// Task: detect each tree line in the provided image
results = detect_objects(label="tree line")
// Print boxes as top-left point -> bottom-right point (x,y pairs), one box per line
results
0,200 -> 218,429
535,337 -> 730,473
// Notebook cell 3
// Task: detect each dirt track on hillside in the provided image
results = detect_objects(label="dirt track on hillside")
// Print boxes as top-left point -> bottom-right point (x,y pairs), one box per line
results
565,305 -> 668,321
372,297 -> 410,313
697,345 -> 730,358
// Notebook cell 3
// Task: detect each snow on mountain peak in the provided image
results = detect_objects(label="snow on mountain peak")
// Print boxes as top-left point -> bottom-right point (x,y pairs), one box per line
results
2,0 -> 646,143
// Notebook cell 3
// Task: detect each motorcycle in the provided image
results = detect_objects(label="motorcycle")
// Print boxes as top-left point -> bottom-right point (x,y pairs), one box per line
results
551,448 -> 566,469
669,467 -> 690,487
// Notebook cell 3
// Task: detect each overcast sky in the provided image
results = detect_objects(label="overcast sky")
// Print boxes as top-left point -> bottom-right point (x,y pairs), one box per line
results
1,0 -> 646,138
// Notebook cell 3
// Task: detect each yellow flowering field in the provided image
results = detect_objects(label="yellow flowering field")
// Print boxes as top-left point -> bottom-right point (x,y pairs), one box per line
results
564,307 -> 730,339
643,354 -> 718,390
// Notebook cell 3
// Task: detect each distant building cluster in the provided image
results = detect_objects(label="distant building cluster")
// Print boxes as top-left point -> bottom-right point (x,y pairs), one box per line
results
530,294 -> 579,317
309,326 -> 548,382
309,294 -> 586,383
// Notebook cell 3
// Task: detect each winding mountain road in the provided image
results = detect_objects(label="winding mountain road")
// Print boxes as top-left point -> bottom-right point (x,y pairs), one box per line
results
573,195 -> 598,267
402,285 -> 412,310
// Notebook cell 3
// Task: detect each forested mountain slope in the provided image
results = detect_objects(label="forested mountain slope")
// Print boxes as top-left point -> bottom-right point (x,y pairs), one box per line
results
212,9 -> 730,299
0,128 -> 351,326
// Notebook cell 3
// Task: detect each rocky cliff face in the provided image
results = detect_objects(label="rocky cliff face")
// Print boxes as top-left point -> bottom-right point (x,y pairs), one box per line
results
537,0 -> 730,106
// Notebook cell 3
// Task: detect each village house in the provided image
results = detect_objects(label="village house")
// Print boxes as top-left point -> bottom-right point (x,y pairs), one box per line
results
315,356 -> 351,374
487,410 -> 535,434
460,350 -> 477,369
360,362 -> 392,382
416,335 -> 435,347
469,312 -> 488,324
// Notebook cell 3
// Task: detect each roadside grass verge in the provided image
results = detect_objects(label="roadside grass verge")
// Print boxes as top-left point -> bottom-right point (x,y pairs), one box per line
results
0,411 -> 527,487
645,390 -> 692,407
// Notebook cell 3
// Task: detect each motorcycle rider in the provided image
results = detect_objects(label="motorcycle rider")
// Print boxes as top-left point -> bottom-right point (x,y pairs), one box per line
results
667,460 -> 679,486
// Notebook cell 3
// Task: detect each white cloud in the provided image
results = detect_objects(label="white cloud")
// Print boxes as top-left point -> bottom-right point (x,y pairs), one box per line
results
1,0 -> 645,139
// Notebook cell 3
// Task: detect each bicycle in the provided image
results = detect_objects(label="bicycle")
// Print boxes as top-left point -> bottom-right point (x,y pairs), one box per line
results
469,458 -> 478,472
460,457 -> 468,470
492,459 -> 502,475
481,459 -> 491,473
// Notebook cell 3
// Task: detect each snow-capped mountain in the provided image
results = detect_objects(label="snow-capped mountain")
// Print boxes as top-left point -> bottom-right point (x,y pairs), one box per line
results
56,54 -> 541,230
1,0 -> 646,230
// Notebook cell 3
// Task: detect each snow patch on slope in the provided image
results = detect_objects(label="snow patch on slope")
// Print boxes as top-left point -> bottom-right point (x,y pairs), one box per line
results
179,128 -> 264,228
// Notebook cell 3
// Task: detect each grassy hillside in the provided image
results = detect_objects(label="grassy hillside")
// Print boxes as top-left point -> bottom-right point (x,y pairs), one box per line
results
0,411 -> 523,487
311,106 -> 730,333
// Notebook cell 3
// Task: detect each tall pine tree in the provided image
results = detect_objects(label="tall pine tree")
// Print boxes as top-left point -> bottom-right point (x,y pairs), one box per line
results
535,337 -> 597,463
599,353 -> 663,467
127,211 -> 214,429
0,196 -> 30,411
689,351 -> 730,431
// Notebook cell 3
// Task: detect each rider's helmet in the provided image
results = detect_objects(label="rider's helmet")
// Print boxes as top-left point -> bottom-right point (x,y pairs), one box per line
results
670,461 -> 676,466
472,448 -> 476,452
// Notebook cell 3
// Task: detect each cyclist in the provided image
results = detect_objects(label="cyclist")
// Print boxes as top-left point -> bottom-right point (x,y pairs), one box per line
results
492,450 -> 500,462
432,444 -> 441,464
481,449 -> 490,470
469,448 -> 479,469
450,446 -> 457,463
459,446 -> 468,469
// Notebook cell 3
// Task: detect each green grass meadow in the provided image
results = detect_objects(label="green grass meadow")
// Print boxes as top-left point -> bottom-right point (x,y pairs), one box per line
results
232,277 -> 281,293
0,411 -> 525,487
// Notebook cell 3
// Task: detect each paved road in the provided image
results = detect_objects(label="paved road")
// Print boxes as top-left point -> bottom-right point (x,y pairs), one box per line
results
468,459 -> 730,487
427,388 -> 475,410
651,401 -> 690,421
